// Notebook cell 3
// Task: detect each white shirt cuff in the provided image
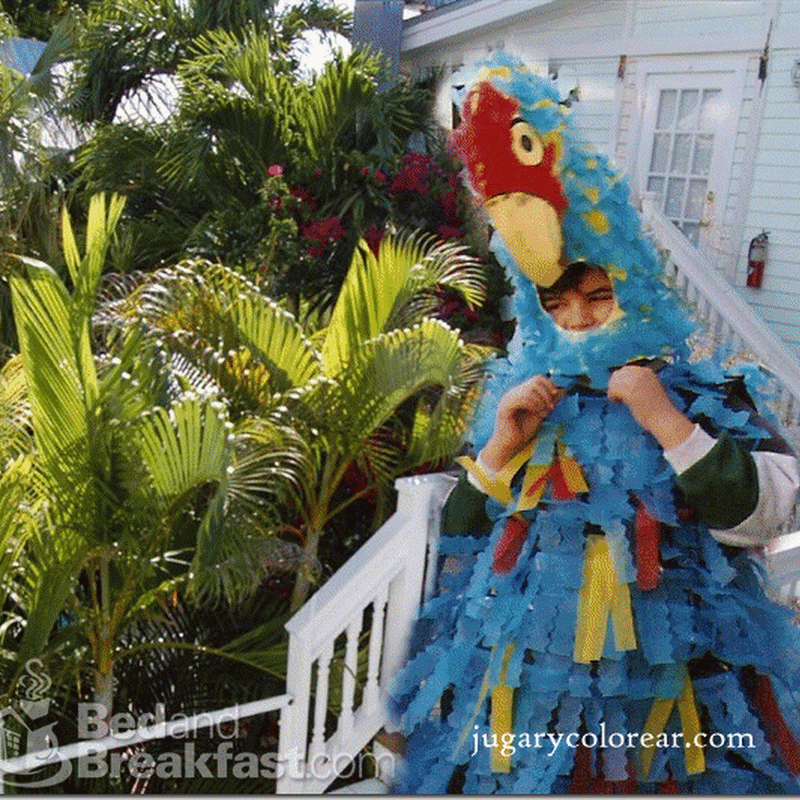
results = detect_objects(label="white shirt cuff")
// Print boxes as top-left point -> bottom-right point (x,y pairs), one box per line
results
467,450 -> 498,491
662,424 -> 716,475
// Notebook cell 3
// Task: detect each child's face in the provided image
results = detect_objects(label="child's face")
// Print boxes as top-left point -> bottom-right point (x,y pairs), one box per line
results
539,267 -> 617,331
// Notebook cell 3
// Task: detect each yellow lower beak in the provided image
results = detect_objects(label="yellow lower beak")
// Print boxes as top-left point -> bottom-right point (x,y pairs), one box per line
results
485,192 -> 564,287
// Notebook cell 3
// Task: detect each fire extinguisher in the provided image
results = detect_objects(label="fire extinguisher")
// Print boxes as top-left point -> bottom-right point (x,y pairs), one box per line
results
746,230 -> 768,288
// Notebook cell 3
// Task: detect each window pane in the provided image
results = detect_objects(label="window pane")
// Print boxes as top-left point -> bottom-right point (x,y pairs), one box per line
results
692,133 -> 713,175
665,177 -> 685,217
647,176 -> 665,197
650,132 -> 671,172
671,133 -> 692,173
684,179 -> 707,220
656,90 -> 677,128
677,89 -> 699,130
699,89 -> 722,131
681,222 -> 700,247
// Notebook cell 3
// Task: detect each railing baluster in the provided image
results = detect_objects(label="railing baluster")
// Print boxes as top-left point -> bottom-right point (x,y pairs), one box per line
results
364,585 -> 388,714
311,640 -> 334,760
340,618 -> 360,736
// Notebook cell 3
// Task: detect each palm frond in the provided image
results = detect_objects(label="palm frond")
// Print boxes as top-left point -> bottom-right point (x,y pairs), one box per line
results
315,318 -> 468,461
0,356 -> 34,463
9,255 -> 92,495
298,50 -> 375,163
136,395 -> 231,508
321,231 -> 486,375
127,261 -> 321,400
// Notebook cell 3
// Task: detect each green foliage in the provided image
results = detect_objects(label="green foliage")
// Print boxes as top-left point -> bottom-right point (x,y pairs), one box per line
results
2,0 -> 88,40
0,196 -> 301,722
0,12 -> 79,269
110,231 -> 490,609
66,0 -> 351,125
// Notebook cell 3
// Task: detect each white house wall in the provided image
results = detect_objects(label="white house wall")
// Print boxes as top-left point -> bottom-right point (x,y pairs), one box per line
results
630,0 -> 770,39
737,35 -> 800,354
400,0 -> 800,360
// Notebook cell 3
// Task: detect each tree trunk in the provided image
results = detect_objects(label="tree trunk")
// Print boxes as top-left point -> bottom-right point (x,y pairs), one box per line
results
94,553 -> 114,716
289,526 -> 321,612
94,668 -> 114,719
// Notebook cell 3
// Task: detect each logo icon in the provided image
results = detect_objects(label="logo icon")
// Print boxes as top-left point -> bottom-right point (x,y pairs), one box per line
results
0,659 -> 72,788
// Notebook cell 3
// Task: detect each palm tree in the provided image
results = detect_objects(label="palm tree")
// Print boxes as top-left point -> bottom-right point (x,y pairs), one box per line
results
0,14 -> 80,268
114,231 -> 490,610
74,33 -> 431,279
66,0 -> 352,125
0,194 -> 298,719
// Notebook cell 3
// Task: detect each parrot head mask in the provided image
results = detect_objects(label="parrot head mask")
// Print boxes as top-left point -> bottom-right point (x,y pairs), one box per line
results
450,52 -> 698,410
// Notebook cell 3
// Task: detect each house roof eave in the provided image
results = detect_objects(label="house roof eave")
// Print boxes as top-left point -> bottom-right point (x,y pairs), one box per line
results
402,0 -> 558,54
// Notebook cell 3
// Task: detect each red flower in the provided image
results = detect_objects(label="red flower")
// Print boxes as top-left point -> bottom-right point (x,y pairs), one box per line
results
438,190 -> 459,223
438,299 -> 461,320
375,171 -> 387,185
388,152 -> 433,196
437,223 -> 463,241
360,166 -> 371,178
364,225 -> 385,255
267,164 -> 284,177
302,215 -> 346,257
290,185 -> 319,211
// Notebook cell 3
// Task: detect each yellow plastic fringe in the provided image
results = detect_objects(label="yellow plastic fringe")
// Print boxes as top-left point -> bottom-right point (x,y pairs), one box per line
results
516,463 -> 550,511
490,644 -> 516,773
456,439 -> 538,507
639,669 -> 706,779
574,536 -> 637,663
556,441 -> 590,493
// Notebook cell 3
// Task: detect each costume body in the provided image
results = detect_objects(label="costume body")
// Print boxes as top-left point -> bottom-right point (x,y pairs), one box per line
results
392,54 -> 800,793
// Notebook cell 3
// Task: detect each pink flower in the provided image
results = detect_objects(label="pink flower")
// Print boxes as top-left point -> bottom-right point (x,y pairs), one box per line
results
268,164 -> 284,177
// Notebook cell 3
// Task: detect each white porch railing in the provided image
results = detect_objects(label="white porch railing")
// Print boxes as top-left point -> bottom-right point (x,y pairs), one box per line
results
273,207 -> 800,790
7,211 -> 800,795
275,472 -> 456,794
641,198 -> 800,438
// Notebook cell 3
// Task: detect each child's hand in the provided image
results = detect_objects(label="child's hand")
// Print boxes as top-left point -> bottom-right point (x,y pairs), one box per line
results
607,365 -> 694,450
481,376 -> 565,471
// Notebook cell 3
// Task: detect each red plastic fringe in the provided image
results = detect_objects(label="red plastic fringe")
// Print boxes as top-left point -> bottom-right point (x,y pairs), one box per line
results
492,516 -> 531,574
752,673 -> 800,775
635,503 -> 661,591
567,744 -> 592,794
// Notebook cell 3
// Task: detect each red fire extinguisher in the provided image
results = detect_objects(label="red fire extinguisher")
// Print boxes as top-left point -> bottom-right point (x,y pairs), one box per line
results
746,230 -> 768,288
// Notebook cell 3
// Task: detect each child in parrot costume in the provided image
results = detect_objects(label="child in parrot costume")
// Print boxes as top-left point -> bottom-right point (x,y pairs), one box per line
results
391,52 -> 800,794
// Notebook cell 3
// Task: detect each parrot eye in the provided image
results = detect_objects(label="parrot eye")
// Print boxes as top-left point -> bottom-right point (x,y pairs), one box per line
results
510,119 -> 544,166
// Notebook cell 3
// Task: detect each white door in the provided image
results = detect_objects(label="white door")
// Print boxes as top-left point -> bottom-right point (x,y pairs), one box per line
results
637,63 -> 742,254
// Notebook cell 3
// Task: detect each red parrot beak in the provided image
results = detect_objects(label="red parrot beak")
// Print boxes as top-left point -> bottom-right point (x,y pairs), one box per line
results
452,81 -> 569,287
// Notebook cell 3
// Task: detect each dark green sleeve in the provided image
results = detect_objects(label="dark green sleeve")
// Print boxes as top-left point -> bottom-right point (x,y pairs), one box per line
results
675,431 -> 759,529
441,472 -> 493,537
